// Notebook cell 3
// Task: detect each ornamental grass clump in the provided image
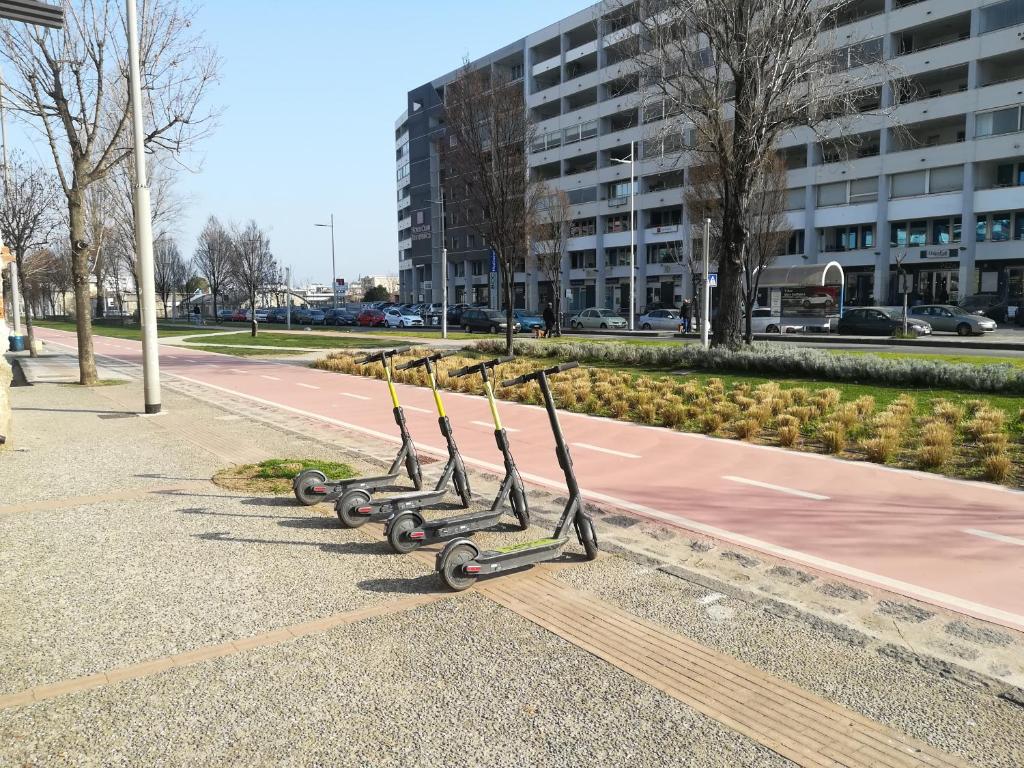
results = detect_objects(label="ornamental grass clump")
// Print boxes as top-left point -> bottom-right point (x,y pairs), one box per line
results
818,419 -> 847,454
931,399 -> 965,427
982,453 -> 1012,483
775,414 -> 801,447
965,408 -> 1006,440
733,417 -> 763,441
978,432 -> 1009,457
916,420 -> 955,470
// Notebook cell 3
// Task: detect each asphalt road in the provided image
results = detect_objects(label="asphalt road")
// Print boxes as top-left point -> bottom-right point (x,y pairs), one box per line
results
36,327 -> 1024,634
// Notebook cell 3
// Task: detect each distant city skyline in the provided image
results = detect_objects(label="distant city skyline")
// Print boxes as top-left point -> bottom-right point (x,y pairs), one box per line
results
3,0 -> 587,286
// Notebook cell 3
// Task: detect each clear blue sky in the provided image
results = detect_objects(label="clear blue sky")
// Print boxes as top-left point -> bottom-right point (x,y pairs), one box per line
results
12,0 -> 588,287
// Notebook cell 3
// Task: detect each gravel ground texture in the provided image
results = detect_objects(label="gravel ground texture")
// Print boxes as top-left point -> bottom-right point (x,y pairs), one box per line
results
0,594 -> 794,768
553,557 -> 1024,768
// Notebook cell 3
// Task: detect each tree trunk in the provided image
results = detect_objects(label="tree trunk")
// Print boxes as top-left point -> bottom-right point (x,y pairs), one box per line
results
68,188 -> 98,385
250,292 -> 258,337
713,209 -> 746,348
211,290 -> 218,322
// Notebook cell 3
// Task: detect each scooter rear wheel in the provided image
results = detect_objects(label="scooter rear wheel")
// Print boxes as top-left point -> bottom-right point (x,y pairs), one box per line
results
440,543 -> 479,591
387,513 -> 422,554
294,475 -> 329,506
293,468 -> 326,492
336,490 -> 371,528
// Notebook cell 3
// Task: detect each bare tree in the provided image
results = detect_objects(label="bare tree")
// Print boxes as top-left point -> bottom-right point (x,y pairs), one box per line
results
153,238 -> 186,319
443,60 -> 537,355
531,185 -> 570,336
0,0 -> 220,383
193,216 -> 232,320
229,221 -> 275,337
686,154 -> 788,343
620,0 -> 887,347
0,154 -> 60,356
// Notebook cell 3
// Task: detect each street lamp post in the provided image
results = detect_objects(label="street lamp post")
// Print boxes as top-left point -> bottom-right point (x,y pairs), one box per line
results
428,172 -> 448,340
314,215 -> 337,308
126,0 -> 161,414
702,218 -> 711,349
611,141 -> 636,331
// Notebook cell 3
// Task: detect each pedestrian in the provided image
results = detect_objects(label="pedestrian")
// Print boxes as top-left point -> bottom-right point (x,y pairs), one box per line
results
681,299 -> 692,333
543,302 -> 556,337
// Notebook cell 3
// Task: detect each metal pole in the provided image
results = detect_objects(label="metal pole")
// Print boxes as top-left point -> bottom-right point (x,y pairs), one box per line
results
440,184 -> 448,339
126,0 -> 161,414
628,141 -> 635,331
286,267 -> 292,330
330,213 -> 337,309
702,218 -> 711,349
0,65 -> 22,344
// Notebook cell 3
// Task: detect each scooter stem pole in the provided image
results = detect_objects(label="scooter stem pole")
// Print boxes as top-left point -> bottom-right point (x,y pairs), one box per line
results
384,362 -> 400,409
537,373 -> 565,449
483,380 -> 502,431
426,363 -> 446,418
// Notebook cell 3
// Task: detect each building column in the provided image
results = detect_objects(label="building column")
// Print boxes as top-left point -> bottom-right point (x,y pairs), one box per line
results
959,28 -> 980,301
634,216 -> 648,315
803,142 -> 819,264
595,221 -> 607,309
874,77 -> 895,304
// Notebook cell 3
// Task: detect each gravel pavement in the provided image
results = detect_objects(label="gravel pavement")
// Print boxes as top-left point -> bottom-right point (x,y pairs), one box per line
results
0,595 -> 792,768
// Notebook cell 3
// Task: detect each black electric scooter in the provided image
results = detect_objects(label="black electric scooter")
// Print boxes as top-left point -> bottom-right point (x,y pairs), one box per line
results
435,361 -> 598,590
292,349 -> 423,505
334,351 -> 472,528
383,356 -> 529,554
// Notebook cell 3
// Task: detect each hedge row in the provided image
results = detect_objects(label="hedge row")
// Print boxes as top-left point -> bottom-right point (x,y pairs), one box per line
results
472,339 -> 1024,395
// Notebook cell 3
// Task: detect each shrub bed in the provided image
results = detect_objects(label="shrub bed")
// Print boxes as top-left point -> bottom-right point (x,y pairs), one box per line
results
314,349 -> 1023,488
473,339 -> 1024,395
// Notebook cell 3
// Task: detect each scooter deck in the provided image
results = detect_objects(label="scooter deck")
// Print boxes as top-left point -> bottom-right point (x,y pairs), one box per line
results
415,508 -> 504,541
314,471 -> 403,495
353,489 -> 452,522
473,537 -> 568,575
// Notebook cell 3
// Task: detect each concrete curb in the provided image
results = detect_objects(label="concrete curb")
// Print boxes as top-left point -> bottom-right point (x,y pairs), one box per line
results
671,331 -> 1024,351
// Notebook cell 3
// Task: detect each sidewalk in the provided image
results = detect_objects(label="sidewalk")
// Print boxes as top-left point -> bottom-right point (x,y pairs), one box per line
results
1,356 -> 1021,766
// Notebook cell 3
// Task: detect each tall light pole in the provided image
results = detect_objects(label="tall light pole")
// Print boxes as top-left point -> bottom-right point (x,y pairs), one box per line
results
126,0 -> 161,414
702,218 -> 711,350
611,141 -> 636,330
428,179 -> 448,339
0,65 -> 24,349
314,215 -> 337,308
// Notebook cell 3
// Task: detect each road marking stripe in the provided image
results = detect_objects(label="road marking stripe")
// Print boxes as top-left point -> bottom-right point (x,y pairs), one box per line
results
296,383 -> 319,390
723,476 -> 830,501
341,392 -> 371,401
402,404 -> 432,413
964,528 -> 1024,547
572,442 -> 640,459
472,420 -> 517,432
230,369 -> 248,374
260,375 -> 280,381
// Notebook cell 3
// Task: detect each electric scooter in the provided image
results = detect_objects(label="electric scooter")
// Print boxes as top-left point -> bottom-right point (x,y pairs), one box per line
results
334,351 -> 472,528
292,349 -> 423,505
435,361 -> 598,590
383,356 -> 529,554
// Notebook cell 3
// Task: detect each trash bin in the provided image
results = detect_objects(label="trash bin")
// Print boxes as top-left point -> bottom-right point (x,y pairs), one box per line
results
8,335 -> 25,352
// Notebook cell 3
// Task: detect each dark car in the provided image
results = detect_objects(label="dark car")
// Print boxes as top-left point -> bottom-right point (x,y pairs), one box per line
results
956,293 -> 1008,323
266,307 -> 289,323
357,308 -> 386,327
292,308 -> 313,324
460,308 -> 521,334
837,307 -> 932,336
447,303 -> 470,324
307,309 -> 326,325
324,308 -> 358,326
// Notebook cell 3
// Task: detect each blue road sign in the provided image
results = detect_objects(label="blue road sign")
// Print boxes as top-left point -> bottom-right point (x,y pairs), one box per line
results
489,248 -> 498,273
708,273 -> 718,288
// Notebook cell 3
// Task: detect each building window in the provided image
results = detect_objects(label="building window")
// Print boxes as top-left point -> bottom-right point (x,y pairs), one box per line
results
471,260 -> 484,276
606,213 -> 632,233
992,212 -> 1012,241
783,230 -> 805,256
569,218 -> 596,237
646,242 -> 681,264
976,106 -> 1022,137
568,187 -> 597,204
1014,213 -> 1024,240
909,221 -> 927,246
980,0 -> 1024,34
605,247 -> 631,267
569,250 -> 597,269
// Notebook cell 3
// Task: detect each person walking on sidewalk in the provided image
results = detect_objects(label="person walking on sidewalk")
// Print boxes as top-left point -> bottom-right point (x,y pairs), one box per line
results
543,302 -> 557,337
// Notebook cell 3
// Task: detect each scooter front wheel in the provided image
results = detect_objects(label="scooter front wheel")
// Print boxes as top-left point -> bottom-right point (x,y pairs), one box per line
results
578,518 -> 599,561
293,468 -> 326,492
294,474 -> 329,506
336,490 -> 371,528
387,513 -> 423,554
440,543 -> 479,591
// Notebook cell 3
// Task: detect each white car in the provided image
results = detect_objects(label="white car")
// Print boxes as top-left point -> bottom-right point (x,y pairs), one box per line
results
384,308 -> 424,328
254,308 -> 270,322
638,309 -> 683,331
750,307 -> 803,334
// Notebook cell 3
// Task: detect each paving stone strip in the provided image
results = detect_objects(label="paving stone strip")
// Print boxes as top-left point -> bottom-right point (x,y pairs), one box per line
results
477,573 -> 977,768
0,591 -> 447,710
0,485 -> 204,517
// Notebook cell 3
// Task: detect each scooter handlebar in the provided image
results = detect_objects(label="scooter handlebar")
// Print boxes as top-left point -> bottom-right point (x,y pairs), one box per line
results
354,349 -> 400,365
450,356 -> 515,379
396,350 -> 456,371
501,361 -> 579,388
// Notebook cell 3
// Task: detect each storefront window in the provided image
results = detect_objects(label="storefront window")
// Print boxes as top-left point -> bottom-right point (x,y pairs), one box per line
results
977,220 -> 987,242
932,219 -> 950,244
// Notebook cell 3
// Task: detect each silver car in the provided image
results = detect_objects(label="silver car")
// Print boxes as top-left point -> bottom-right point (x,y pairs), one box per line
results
908,304 -> 997,336
638,309 -> 683,331
570,307 -> 629,330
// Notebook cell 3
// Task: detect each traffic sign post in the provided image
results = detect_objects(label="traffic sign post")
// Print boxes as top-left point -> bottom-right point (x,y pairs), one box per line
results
488,248 -> 499,310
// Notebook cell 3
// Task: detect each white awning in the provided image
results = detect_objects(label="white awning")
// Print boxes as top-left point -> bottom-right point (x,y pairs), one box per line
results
755,261 -> 844,288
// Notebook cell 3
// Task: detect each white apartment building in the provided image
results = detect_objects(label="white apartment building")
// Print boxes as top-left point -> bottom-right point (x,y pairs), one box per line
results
396,0 -> 1024,316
